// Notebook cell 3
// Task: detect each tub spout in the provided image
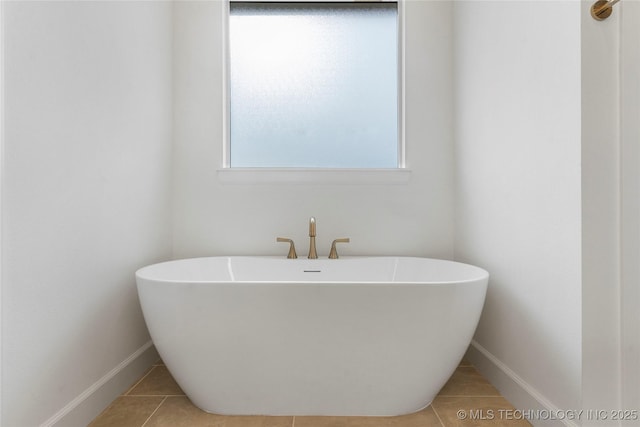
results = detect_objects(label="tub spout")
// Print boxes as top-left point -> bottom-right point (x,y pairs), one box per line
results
308,217 -> 318,259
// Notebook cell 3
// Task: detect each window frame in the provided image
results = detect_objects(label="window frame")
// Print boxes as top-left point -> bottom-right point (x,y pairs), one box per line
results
221,0 -> 407,181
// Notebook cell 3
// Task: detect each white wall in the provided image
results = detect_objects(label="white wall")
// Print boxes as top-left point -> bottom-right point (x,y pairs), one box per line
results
2,2 -> 173,426
620,1 -> 640,412
454,0 -> 583,416
172,0 -> 455,259
580,1 -> 622,418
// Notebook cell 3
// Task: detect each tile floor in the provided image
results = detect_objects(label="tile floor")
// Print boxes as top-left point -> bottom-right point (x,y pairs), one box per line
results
89,359 -> 531,426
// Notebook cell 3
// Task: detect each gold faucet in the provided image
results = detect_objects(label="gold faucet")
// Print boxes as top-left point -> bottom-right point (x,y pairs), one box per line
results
308,217 -> 318,259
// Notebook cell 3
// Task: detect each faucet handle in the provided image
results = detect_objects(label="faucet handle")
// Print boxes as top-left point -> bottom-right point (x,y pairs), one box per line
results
277,237 -> 298,259
328,238 -> 350,259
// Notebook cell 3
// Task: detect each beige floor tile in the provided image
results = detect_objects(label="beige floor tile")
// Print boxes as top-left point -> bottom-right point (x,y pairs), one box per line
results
126,366 -> 185,396
144,396 -> 293,427
122,367 -> 155,396
437,367 -> 500,397
294,406 -> 443,427
431,397 -> 532,427
88,396 -> 165,427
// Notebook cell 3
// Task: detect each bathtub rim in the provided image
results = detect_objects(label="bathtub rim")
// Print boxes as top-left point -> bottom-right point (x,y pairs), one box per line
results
136,255 -> 489,286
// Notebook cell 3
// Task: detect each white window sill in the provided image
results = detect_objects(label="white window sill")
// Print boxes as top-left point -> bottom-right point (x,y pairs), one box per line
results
217,168 -> 412,185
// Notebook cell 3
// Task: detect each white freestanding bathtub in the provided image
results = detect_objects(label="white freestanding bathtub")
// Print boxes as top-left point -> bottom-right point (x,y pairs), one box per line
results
136,256 -> 488,416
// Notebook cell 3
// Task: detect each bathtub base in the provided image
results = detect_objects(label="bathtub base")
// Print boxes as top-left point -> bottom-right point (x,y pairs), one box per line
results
197,401 -> 435,417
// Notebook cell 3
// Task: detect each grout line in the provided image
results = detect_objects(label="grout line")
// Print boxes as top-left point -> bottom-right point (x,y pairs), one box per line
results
124,366 -> 157,396
430,405 -> 446,427
141,396 -> 168,427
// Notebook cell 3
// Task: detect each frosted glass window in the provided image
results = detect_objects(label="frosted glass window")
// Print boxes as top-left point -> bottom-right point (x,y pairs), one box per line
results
229,2 -> 399,168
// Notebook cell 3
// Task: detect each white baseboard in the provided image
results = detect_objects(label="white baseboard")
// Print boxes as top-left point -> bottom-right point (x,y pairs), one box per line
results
40,341 -> 159,427
466,340 -> 578,427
